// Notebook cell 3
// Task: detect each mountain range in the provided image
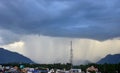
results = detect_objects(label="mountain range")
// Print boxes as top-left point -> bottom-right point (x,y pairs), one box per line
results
0,48 -> 34,64
0,47 -> 120,64
97,54 -> 120,64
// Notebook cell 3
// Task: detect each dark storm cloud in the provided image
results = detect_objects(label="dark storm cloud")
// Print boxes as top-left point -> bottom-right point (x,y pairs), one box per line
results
0,0 -> 120,40
0,29 -> 20,44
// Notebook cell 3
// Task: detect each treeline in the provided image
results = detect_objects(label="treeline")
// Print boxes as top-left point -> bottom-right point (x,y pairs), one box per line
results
74,63 -> 120,73
1,63 -> 120,73
1,63 -> 71,70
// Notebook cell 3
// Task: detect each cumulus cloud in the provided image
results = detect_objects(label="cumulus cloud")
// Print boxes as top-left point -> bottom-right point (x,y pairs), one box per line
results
0,0 -> 120,41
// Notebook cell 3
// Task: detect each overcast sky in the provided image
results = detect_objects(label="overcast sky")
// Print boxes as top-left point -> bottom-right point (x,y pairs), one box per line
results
0,0 -> 120,64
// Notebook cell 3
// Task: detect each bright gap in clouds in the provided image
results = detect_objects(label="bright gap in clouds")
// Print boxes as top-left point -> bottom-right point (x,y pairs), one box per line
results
1,41 -> 25,55
1,35 -> 120,65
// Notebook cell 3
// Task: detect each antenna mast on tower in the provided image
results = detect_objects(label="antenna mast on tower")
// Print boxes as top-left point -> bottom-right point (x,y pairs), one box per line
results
70,41 -> 73,68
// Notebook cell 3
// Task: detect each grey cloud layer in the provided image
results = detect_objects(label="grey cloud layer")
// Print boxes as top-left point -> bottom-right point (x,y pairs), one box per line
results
0,0 -> 120,40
